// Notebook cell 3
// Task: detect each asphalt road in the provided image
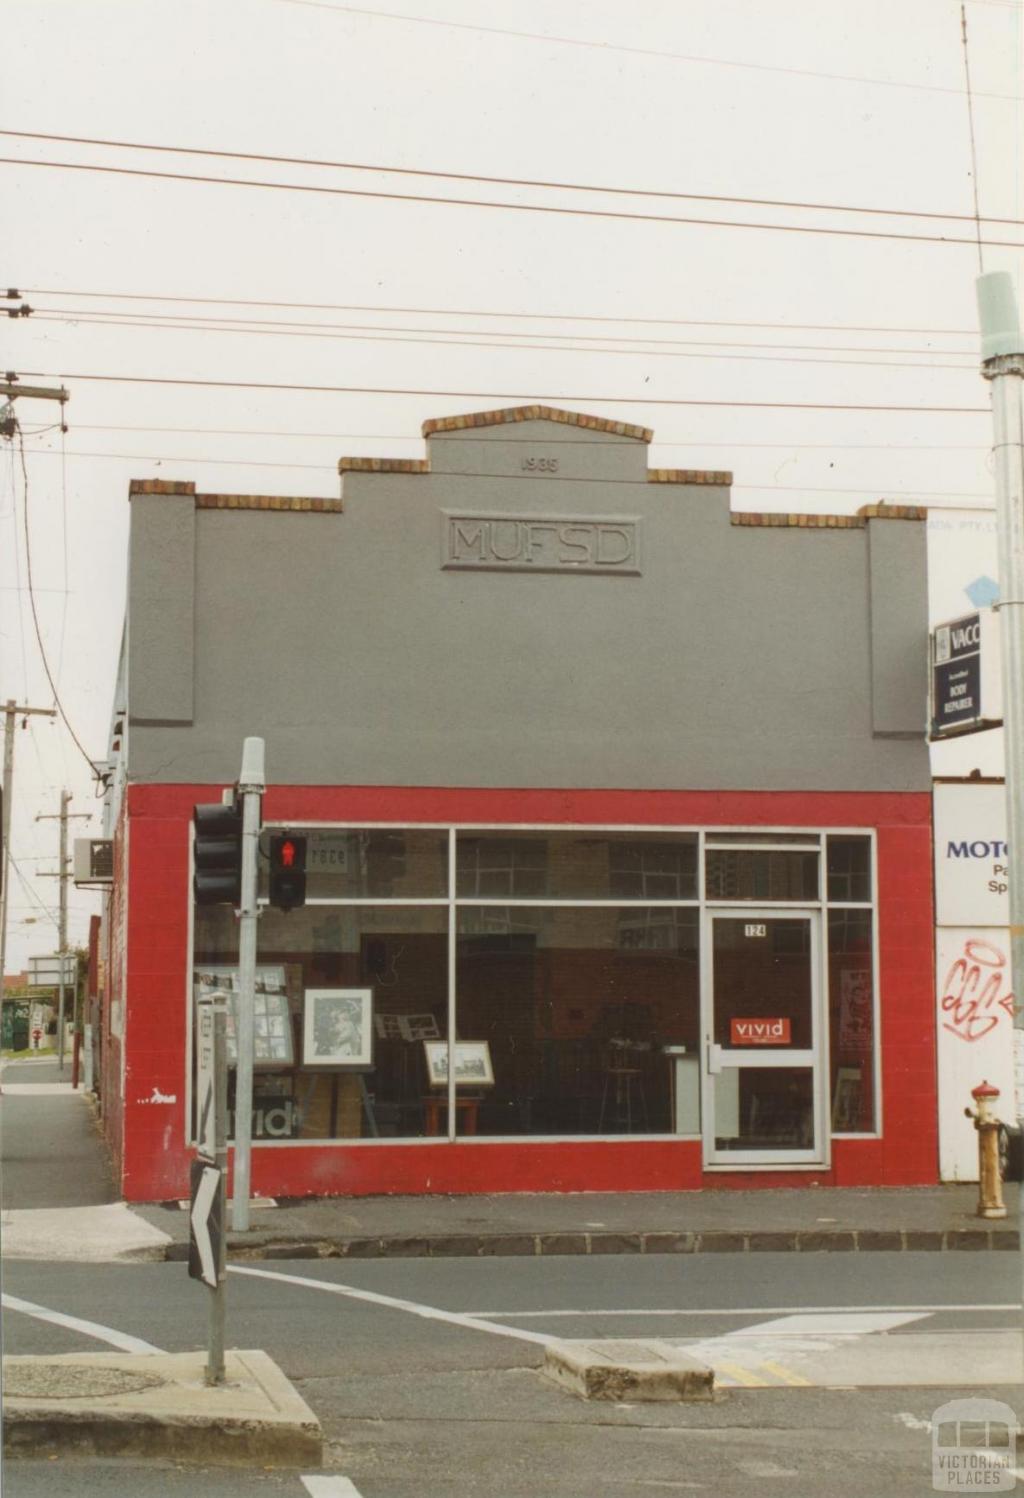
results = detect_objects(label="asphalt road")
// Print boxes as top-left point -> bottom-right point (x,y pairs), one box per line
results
3,1251 -> 1021,1497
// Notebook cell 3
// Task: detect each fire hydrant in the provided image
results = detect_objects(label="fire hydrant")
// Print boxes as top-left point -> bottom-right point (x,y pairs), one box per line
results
964,1080 -> 1007,1220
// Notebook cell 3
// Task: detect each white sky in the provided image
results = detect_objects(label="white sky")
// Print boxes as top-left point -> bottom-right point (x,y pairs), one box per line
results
1,0 -> 1021,971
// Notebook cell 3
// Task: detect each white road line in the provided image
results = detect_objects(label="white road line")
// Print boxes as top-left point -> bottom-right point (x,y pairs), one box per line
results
1,1292 -> 163,1354
301,1478 -> 364,1498
470,1302 -> 1020,1319
229,1264 -> 556,1347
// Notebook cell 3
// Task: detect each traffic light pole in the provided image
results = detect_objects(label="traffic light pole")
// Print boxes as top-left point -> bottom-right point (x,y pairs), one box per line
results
232,737 -> 265,1233
977,271 -> 1024,1379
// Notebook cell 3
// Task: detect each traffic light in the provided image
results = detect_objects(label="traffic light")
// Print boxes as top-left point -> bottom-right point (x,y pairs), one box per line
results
269,832 -> 307,911
193,800 -> 243,906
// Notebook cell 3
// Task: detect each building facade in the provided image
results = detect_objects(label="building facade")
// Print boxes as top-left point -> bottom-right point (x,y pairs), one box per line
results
99,405 -> 936,1201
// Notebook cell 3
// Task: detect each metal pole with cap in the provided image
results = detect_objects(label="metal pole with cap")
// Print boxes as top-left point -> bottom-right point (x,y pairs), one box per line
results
231,736 -> 265,1233
976,270 -> 1024,1373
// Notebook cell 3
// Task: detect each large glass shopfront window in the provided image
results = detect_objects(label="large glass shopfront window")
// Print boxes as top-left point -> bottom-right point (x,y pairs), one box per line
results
456,905 -> 699,1136
190,826 -> 878,1146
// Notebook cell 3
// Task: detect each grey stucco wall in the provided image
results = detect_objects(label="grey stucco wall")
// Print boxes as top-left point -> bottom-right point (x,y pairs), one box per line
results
127,493 -> 194,724
125,416 -> 930,792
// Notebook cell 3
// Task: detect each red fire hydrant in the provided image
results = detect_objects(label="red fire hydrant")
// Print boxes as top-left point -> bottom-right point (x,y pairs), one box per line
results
964,1080 -> 1007,1220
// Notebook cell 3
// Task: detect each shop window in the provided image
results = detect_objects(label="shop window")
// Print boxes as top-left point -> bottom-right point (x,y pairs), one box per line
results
826,835 -> 872,903
827,908 -> 875,1132
705,849 -> 819,902
455,906 -> 699,1137
455,831 -> 697,901
457,836 -> 548,897
258,828 -> 448,901
192,904 -> 448,1141
705,832 -> 820,846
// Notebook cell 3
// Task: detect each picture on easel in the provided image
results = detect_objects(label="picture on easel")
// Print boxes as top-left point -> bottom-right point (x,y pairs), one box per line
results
423,1040 -> 494,1089
303,988 -> 374,1069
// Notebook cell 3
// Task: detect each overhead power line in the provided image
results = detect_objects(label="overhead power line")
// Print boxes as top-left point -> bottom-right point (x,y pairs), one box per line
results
15,428 -> 101,778
28,302 -> 980,355
17,368 -> 991,413
4,156 -> 1023,250
20,445 -> 996,499
2,127 -> 1020,226
30,311 -> 978,374
20,286 -> 980,336
45,425 -> 995,451
270,0 -> 1023,101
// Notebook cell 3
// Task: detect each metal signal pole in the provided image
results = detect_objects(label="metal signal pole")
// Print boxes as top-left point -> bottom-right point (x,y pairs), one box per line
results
976,270 -> 1024,1378
231,737 -> 265,1232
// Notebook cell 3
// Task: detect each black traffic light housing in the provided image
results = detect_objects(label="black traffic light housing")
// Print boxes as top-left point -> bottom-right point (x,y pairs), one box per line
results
193,800 -> 243,906
269,832 -> 307,912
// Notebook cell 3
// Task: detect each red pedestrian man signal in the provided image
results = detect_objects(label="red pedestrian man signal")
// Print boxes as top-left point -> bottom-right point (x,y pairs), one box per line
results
268,833 -> 307,911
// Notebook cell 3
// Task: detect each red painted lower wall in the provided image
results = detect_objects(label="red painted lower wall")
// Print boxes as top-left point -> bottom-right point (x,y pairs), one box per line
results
117,784 -> 936,1201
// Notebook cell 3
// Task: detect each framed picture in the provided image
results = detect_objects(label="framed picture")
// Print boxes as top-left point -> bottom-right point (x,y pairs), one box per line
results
423,1040 -> 494,1089
193,965 -> 292,1067
303,988 -> 374,1069
831,1065 -> 863,1132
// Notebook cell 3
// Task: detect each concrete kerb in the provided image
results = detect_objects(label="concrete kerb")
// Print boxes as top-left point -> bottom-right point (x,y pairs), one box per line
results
543,1339 -> 715,1403
160,1225 -> 1020,1262
1,1349 -> 323,1467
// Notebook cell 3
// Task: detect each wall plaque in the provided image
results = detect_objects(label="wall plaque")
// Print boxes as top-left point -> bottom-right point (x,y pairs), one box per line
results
442,511 -> 641,576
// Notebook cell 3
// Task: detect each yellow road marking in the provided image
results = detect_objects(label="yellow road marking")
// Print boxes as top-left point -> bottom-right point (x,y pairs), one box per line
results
716,1361 -> 764,1387
761,1359 -> 812,1387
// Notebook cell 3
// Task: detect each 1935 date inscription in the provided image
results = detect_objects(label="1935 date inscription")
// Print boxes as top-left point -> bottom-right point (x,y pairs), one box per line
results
521,456 -> 559,473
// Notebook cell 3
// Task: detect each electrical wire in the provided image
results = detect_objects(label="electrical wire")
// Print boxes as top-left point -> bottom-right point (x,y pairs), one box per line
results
48,426 -> 996,450
19,286 -> 982,335
268,0 -> 1023,101
16,446 -> 994,500
2,126 -> 1020,225
15,446 -> 996,498
29,311 -> 980,374
16,368 -> 992,413
27,302 -> 982,355
4,156 -> 1024,250
961,4 -> 986,272
15,425 -> 101,777
7,853 -> 59,924
5,440 -> 30,695
56,422 -> 70,690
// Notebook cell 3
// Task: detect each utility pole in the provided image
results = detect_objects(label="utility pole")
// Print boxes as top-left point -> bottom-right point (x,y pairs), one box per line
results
37,790 -> 90,1072
0,700 -> 57,999
976,270 -> 1024,1378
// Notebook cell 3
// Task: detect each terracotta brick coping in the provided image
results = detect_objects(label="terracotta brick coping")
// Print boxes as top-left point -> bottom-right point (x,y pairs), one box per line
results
733,502 -> 927,529
421,404 -> 654,442
128,479 -> 341,514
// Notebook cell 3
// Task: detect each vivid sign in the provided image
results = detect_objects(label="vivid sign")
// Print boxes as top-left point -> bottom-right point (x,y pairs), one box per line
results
730,1017 -> 791,1046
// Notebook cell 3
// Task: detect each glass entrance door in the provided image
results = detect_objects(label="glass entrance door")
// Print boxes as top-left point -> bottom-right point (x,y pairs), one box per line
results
703,911 -> 826,1167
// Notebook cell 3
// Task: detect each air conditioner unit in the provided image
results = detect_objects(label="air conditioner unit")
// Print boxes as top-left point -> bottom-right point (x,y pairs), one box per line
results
73,838 -> 114,885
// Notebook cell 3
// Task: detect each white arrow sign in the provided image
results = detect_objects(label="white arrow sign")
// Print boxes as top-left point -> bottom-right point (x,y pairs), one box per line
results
189,1165 -> 221,1288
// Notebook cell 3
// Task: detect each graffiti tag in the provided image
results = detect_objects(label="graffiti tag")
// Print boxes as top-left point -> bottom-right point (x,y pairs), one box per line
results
941,938 -> 1016,1043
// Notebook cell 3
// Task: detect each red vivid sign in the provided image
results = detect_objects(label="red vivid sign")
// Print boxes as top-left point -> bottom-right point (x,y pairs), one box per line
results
730,1017 -> 791,1045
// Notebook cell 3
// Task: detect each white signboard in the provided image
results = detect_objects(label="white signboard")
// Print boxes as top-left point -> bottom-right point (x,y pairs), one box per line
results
27,954 -> 76,988
936,927 -> 1015,1181
933,781 -> 1009,927
926,509 -> 1004,780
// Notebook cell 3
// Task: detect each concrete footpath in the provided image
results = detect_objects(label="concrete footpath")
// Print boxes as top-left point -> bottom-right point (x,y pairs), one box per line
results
141,1180 -> 1019,1262
2,1059 -> 1017,1262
